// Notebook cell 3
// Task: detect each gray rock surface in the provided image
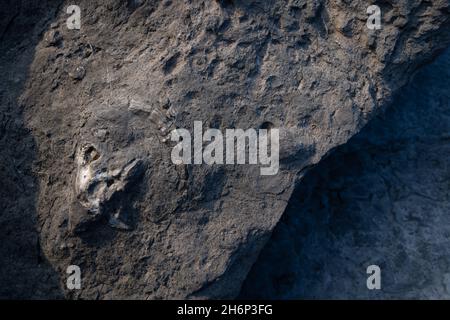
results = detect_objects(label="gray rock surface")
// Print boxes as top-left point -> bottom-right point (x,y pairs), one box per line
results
0,0 -> 64,299
1,0 -> 450,299
240,48 -> 450,299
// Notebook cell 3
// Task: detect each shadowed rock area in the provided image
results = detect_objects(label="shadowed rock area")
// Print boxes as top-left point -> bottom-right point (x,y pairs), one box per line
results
0,0 -> 64,299
240,48 -> 450,299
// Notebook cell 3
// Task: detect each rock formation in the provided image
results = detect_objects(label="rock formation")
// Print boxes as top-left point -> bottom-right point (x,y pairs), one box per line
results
1,0 -> 449,298
241,47 -> 450,299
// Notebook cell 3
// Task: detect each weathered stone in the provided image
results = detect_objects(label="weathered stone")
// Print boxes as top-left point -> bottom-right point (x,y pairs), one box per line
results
241,48 -> 450,299
1,0 -> 449,299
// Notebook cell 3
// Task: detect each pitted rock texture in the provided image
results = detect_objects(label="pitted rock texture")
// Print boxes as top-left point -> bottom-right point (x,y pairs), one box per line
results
0,0 -> 64,299
1,0 -> 450,298
240,48 -> 450,299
